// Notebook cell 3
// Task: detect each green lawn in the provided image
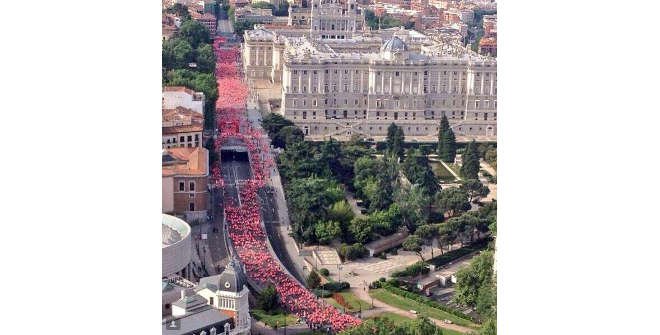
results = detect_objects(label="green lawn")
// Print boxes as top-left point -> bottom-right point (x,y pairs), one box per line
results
430,162 -> 457,182
367,312 -> 463,335
367,311 -> 413,324
251,309 -> 298,328
324,291 -> 372,313
446,163 -> 463,178
369,289 -> 477,329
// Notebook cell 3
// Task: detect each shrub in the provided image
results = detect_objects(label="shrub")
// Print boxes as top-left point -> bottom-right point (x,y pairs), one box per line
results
339,243 -> 368,261
392,261 -> 430,278
319,268 -> 330,276
323,281 -> 350,292
313,289 -> 332,298
306,271 -> 321,289
370,280 -> 383,289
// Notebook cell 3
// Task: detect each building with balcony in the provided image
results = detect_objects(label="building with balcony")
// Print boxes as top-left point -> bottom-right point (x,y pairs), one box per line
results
163,107 -> 204,149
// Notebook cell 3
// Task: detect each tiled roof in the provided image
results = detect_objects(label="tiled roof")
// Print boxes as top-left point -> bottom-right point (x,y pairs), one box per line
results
162,147 -> 208,177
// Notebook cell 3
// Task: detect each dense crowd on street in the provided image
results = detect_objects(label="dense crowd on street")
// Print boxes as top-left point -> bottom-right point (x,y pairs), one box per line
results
210,37 -> 361,333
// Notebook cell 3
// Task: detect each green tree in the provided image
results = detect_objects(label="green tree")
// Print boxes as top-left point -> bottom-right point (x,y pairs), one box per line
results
402,148 -> 440,200
396,185 -> 431,231
386,123 -> 405,158
273,125 -> 304,149
476,279 -> 496,318
286,177 -> 343,243
233,20 -> 254,37
257,284 -> 279,312
250,2 -> 275,10
348,217 -> 373,244
339,243 -> 367,260
262,112 -> 294,138
327,200 -> 355,238
484,145 -> 497,170
178,19 -> 211,48
354,156 -> 398,212
441,127 -> 457,163
163,38 -> 194,69
368,204 -> 402,236
402,235 -> 424,262
461,179 -> 490,203
195,43 -> 216,73
315,220 -> 341,244
479,317 -> 497,335
460,140 -> 480,179
437,115 -> 450,156
165,69 -> 218,101
306,270 -> 321,289
453,250 -> 494,307
278,141 -> 326,181
435,187 -> 471,218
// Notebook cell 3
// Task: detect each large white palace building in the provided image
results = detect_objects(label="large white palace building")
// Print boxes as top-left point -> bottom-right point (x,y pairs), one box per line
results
242,0 -> 497,141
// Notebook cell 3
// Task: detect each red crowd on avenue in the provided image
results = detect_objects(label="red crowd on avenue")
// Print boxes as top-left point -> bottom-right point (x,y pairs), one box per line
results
210,37 -> 361,333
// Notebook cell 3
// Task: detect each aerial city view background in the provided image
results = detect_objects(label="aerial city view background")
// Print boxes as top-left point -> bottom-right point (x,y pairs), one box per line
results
162,0 -> 497,334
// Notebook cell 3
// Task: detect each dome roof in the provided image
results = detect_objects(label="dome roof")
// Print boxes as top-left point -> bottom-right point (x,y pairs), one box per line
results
381,36 -> 408,53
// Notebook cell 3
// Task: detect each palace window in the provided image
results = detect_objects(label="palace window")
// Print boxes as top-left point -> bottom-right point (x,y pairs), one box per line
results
179,182 -> 185,191
189,182 -> 195,192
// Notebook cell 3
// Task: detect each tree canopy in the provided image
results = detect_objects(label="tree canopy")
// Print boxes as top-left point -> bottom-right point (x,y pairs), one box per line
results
402,148 -> 440,199
460,140 -> 480,179
386,123 -> 405,158
437,115 -> 457,163
461,179 -> 490,203
178,19 -> 211,49
286,177 -> 343,243
453,250 -> 494,308
435,187 -> 471,218
257,284 -> 279,312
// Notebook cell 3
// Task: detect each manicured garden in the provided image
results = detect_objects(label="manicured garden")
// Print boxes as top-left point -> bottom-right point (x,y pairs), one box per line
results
324,291 -> 372,313
369,289 -> 477,328
430,161 -> 458,181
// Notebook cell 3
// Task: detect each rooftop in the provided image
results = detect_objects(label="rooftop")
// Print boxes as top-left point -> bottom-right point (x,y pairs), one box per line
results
163,306 -> 232,335
162,147 -> 209,177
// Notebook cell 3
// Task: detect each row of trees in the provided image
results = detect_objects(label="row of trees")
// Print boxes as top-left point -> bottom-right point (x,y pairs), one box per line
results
402,201 -> 496,263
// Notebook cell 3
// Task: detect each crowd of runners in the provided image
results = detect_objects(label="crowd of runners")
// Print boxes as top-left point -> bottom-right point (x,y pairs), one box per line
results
210,37 -> 361,333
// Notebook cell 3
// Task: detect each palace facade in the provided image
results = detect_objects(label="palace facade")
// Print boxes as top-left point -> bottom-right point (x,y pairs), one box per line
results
242,0 -> 497,141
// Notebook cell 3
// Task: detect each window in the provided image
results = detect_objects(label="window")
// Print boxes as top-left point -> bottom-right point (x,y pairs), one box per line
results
179,182 -> 185,191
189,203 -> 195,211
187,135 -> 192,142
189,182 -> 195,191
180,136 -> 185,142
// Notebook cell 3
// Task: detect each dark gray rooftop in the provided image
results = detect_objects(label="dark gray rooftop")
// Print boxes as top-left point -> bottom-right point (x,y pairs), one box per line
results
162,307 -> 232,335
